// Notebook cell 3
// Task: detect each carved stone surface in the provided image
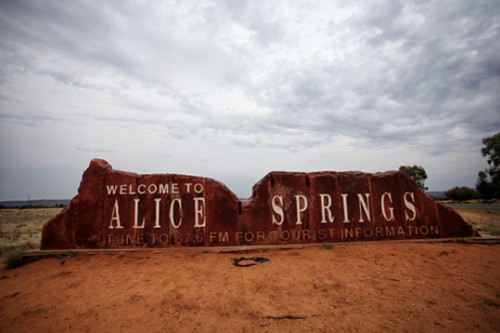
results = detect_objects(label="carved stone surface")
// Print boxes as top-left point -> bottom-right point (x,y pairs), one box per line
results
41,159 -> 477,249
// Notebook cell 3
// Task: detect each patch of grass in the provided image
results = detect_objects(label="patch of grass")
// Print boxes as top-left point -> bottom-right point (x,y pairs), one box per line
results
458,210 -> 500,236
322,243 -> 335,250
0,207 -> 62,250
0,242 -> 38,258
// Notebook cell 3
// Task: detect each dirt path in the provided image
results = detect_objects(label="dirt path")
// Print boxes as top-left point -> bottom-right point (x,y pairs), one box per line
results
1,242 -> 499,332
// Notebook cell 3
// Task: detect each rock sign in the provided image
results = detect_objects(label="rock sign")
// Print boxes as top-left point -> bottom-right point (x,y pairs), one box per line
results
41,159 -> 476,249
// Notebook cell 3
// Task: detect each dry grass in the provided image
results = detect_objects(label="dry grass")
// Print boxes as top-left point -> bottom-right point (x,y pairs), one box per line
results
457,209 -> 500,237
0,208 -> 62,256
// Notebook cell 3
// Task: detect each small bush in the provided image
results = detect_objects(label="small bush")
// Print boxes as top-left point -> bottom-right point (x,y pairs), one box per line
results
58,251 -> 77,265
4,249 -> 25,269
323,243 -> 335,250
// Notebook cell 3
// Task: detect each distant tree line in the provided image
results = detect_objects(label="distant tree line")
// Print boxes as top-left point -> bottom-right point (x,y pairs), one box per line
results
443,186 -> 479,201
399,132 -> 500,202
0,204 -> 67,209
447,132 -> 500,201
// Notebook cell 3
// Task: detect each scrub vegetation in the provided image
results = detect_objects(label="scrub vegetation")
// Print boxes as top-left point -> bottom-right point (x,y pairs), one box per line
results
457,210 -> 500,236
0,208 -> 62,257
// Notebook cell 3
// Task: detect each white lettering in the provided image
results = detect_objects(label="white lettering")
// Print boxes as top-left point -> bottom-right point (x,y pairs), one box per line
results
137,184 -> 146,194
172,183 -> 179,194
357,193 -> 371,223
319,194 -> 334,223
119,184 -> 127,195
404,191 -> 416,221
194,183 -> 203,194
106,185 -> 118,195
194,197 -> 206,227
158,184 -> 169,194
341,194 -> 350,223
148,184 -> 157,195
128,184 -> 136,195
169,198 -> 182,228
271,195 -> 284,225
109,199 -> 123,229
185,183 -> 193,193
133,198 -> 145,228
295,195 -> 308,225
153,198 -> 161,228
381,192 -> 395,221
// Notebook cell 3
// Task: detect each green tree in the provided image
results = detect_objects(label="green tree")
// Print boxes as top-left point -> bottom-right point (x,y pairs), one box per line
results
476,171 -> 496,199
399,165 -> 428,192
476,132 -> 500,199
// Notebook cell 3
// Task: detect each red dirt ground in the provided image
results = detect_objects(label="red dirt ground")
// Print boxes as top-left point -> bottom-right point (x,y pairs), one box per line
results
0,242 -> 499,332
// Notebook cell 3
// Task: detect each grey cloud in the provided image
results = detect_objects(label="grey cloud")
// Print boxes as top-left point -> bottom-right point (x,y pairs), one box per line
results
75,146 -> 114,153
34,69 -> 79,86
364,0 -> 405,45
0,93 -> 22,104
0,113 -> 58,127
0,1 -> 241,90
222,2 -> 285,46
0,0 -> 499,199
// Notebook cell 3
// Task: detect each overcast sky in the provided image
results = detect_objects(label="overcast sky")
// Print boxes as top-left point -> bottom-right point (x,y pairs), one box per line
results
1,0 -> 499,200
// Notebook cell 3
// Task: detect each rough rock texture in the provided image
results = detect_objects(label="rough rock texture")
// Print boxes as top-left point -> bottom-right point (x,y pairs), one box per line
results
41,159 -> 476,249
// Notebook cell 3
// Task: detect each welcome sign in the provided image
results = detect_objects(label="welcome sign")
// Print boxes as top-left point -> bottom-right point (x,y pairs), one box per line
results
41,159 -> 476,249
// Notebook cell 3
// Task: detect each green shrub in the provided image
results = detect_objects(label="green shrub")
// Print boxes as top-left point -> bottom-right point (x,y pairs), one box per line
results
58,251 -> 77,265
4,249 -> 25,269
323,243 -> 335,250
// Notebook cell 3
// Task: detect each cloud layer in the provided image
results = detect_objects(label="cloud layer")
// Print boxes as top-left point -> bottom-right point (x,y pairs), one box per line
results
1,0 -> 499,199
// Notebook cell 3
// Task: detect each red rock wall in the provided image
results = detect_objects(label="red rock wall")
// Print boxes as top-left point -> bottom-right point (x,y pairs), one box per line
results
41,159 -> 476,249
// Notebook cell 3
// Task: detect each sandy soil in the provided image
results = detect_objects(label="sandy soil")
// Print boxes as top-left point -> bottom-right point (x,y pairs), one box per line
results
0,242 -> 499,333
